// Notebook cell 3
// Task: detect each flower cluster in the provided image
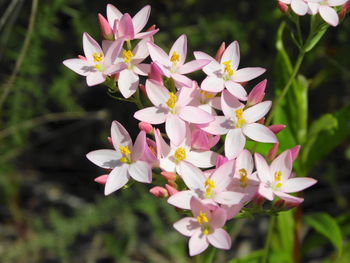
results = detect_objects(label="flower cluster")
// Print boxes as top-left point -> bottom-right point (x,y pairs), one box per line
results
63,4 -> 317,256
278,0 -> 348,26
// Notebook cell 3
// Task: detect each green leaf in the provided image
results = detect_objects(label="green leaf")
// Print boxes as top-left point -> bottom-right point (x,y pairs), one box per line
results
303,15 -> 329,53
304,213 -> 343,256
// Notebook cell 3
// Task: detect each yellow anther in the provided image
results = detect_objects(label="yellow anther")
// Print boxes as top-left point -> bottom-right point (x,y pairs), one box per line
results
204,178 -> 215,198
203,228 -> 209,235
95,64 -> 102,70
275,182 -> 283,188
174,147 -> 186,162
119,157 -> 129,163
170,51 -> 180,65
239,168 -> 248,188
119,145 -> 131,156
122,50 -> 133,64
93,52 -> 103,62
223,60 -> 234,76
200,90 -> 215,100
235,109 -> 246,128
166,92 -> 177,109
197,211 -> 209,224
274,171 -> 282,182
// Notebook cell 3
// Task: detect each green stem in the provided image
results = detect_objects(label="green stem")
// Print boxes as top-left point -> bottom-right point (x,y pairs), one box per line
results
169,78 -> 176,93
126,40 -> 132,51
295,17 -> 303,47
261,215 -> 276,263
133,88 -> 144,109
266,51 -> 305,125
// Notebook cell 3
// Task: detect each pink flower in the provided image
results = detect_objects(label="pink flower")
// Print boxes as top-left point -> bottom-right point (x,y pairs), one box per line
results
147,35 -> 210,87
63,33 -> 126,86
201,90 -> 277,159
106,4 -> 158,40
254,149 -> 317,203
191,126 -> 220,151
306,0 -> 347,26
134,80 -> 215,145
86,121 -> 152,195
194,41 -> 265,100
173,197 -> 232,256
168,161 -> 245,209
280,0 -> 309,15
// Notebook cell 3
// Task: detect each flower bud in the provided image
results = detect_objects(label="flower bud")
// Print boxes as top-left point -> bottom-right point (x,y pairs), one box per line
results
290,145 -> 301,161
340,0 -> 350,19
267,143 -> 279,162
247,79 -> 267,106
268,124 -> 286,134
277,1 -> 289,13
98,14 -> 114,41
161,171 -> 177,182
215,42 -> 225,62
78,55 -> 87,61
148,62 -> 163,84
150,186 -> 168,198
252,193 -> 266,206
216,155 -> 229,168
147,24 -> 157,32
94,174 -> 108,184
138,122 -> 153,134
165,184 -> 179,196
139,83 -> 147,97
107,136 -> 113,146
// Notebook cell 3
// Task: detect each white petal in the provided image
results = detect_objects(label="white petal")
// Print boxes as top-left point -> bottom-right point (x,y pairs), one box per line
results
86,149 -> 120,169
145,79 -> 169,106
225,129 -> 246,160
187,151 -> 218,168
128,161 -> 152,183
242,123 -> 278,143
243,101 -> 272,123
133,107 -> 167,124
178,161 -> 206,191
221,41 -> 240,70
105,164 -> 129,195
118,70 -> 139,98
319,6 -> 339,26
132,5 -> 151,34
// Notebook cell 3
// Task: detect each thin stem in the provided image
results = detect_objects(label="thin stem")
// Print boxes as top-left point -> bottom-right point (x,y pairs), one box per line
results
261,215 -> 276,263
266,51 -> 305,125
0,0 -> 39,111
295,17 -> 303,47
133,88 -> 144,109
126,40 -> 132,51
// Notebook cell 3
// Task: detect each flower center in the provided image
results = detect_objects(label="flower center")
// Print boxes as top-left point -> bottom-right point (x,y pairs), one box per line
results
93,52 -> 103,62
166,92 -> 177,113
223,60 -> 234,78
122,50 -> 133,64
119,145 -> 131,163
239,168 -> 248,188
235,108 -> 246,128
197,211 -> 210,235
170,51 -> 180,66
200,90 -> 215,103
204,178 -> 215,198
274,171 -> 282,188
174,147 -> 186,162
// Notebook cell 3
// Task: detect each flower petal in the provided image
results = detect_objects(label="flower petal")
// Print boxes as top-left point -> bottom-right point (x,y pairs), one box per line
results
63,59 -> 94,76
118,13 -> 135,39
242,123 -> 278,143
281,177 -> 317,193
106,4 -> 123,28
225,81 -> 247,101
128,160 -> 152,183
173,217 -> 200,236
189,230 -> 209,256
211,160 -> 235,191
166,114 -> 186,146
132,38 -> 150,63
171,73 -> 193,88
270,150 -> 292,182
86,72 -> 106,86
134,107 -> 167,124
319,5 -> 339,26
194,51 -> 221,76
178,161 -> 206,191
200,116 -> 231,135
132,5 -> 151,34
274,191 -> 304,204
243,101 -> 272,123
208,228 -> 231,250
147,42 -> 170,66
83,32 -> 103,61
221,41 -> 240,70
179,106 -> 215,124
86,149 -> 120,169
111,120 -> 132,150
258,183 -> 274,201
178,59 -> 210,74
210,208 -> 227,229
291,0 -> 308,15
214,191 -> 245,205
201,76 -> 225,93
186,151 -> 218,168
169,34 -> 187,66
131,131 -> 146,161
145,79 -> 169,106
232,67 -> 266,82
254,153 -> 271,183
225,128 -> 246,160
118,69 -> 139,98
168,190 -> 196,209
105,164 -> 130,195
104,38 -> 124,65
221,89 -> 242,118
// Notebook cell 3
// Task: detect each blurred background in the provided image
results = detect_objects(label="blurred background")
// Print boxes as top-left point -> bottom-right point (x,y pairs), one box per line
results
0,0 -> 349,262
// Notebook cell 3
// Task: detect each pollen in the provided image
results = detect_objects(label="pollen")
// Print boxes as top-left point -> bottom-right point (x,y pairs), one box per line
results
197,211 -> 208,224
200,90 -> 215,100
239,168 -> 248,188
174,147 -> 186,162
92,52 -> 103,62
119,145 -> 131,163
204,178 -> 215,198
166,92 -> 177,110
170,51 -> 180,65
223,60 -> 234,76
274,171 -> 282,182
122,50 -> 133,64
235,109 -> 246,128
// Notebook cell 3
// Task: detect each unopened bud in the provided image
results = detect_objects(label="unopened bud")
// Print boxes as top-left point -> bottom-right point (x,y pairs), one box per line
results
215,42 -> 226,62
247,79 -> 267,106
252,193 -> 266,206
94,174 -> 108,184
107,136 -> 113,145
277,1 -> 289,13
267,143 -> 279,162
340,0 -> 350,19
161,171 -> 177,182
138,122 -> 153,134
290,145 -> 301,161
147,24 -> 157,32
165,184 -> 179,196
148,62 -> 163,84
78,55 -> 87,61
139,83 -> 147,97
269,124 -> 286,134
150,186 -> 168,198
257,117 -> 265,125
274,199 -> 286,209
98,14 -> 114,41
216,155 -> 228,168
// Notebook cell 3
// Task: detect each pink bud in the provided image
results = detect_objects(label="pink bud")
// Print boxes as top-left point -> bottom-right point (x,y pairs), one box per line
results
215,42 -> 226,62
216,155 -> 229,168
269,124 -> 286,134
150,186 -> 168,198
94,174 -> 108,184
247,79 -> 267,106
165,184 -> 179,196
274,199 -> 286,209
139,83 -> 147,97
257,117 -> 265,125
148,62 -> 163,84
252,193 -> 266,206
138,122 -> 153,134
78,55 -> 87,61
147,24 -> 157,32
161,171 -> 177,182
107,136 -> 113,146
290,145 -> 301,161
277,1 -> 289,13
340,0 -> 350,19
98,14 -> 114,41
267,143 -> 279,162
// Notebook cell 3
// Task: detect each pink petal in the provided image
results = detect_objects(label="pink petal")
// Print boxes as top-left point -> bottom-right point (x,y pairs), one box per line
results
201,76 -> 225,93
133,64 -> 150,76
200,116 -> 231,135
104,63 -> 127,75
154,128 -> 170,158
86,72 -> 106,86
290,145 -> 301,161
211,160 -> 235,191
132,5 -> 151,34
118,69 -> 139,98
117,13 -> 135,39
165,114 -> 186,146
225,81 -> 247,101
328,0 -> 347,6
83,32 -> 103,61
225,129 -> 246,160
134,29 -> 159,39
254,153 -> 271,183
221,203 -> 243,220
106,4 -> 123,28
186,151 -> 218,168
221,90 -> 242,119
168,190 -> 196,209
274,191 -> 304,204
131,131 -> 146,161
94,174 -> 108,184
281,177 -> 317,193
208,228 -> 231,250
173,217 -> 200,237
193,51 -> 220,76
132,38 -> 150,63
243,101 -> 272,123
236,150 -> 254,175
242,123 -> 278,143
179,106 -> 214,124
319,5 -> 339,26
220,41 -> 240,70
189,230 -> 209,256
190,197 -> 212,218
105,164 -> 130,195
134,107 -> 167,124
160,157 -> 176,172
270,150 -> 292,182
63,59 -> 93,76
111,120 -> 132,150
104,38 -> 124,65
176,85 -> 196,107
178,59 -> 210,74
169,34 -> 187,66
128,160 -> 152,183
145,79 -> 169,106
147,42 -> 169,66
86,149 -> 120,169
171,73 -> 193,88
291,0 -> 308,15
214,191 -> 245,205
258,183 -> 274,201
210,208 -> 227,229
178,161 -> 206,191
232,67 -> 266,82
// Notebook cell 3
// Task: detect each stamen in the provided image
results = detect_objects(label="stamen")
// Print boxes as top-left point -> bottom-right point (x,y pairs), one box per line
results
166,92 -> 177,110
200,90 -> 215,100
170,51 -> 180,65
239,168 -> 248,188
204,178 -> 215,198
122,50 -> 133,64
235,109 -> 246,128
119,145 -> 131,163
174,147 -> 186,162
93,52 -> 103,62
223,60 -> 234,76
197,211 -> 208,224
